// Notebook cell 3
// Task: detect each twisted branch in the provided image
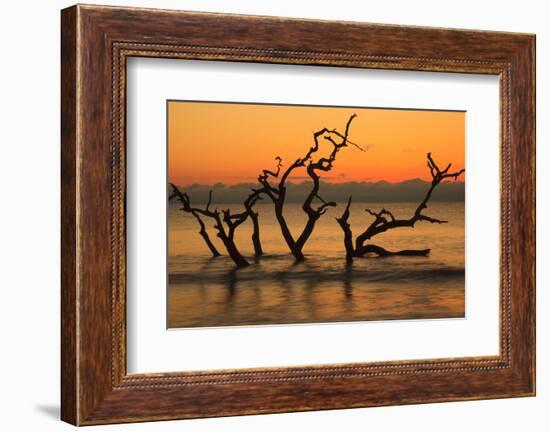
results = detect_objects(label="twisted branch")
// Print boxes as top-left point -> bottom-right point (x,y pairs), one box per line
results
169,183 -> 251,267
337,153 -> 464,258
169,184 -> 220,257
255,114 -> 362,260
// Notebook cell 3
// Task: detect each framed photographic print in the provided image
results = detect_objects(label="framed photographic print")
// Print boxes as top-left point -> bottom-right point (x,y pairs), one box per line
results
61,4 -> 535,425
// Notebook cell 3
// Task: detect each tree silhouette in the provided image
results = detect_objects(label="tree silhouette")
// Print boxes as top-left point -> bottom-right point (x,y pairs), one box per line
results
169,184 -> 261,267
254,114 -> 363,261
336,153 -> 464,260
168,187 -> 220,257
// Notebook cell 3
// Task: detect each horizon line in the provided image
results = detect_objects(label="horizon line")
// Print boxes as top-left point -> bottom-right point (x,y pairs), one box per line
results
170,177 -> 466,188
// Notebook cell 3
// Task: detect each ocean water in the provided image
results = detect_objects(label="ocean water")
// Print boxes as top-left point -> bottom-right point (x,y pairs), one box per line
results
168,201 -> 465,328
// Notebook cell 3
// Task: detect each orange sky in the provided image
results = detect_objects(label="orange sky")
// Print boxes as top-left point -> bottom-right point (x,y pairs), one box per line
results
168,101 -> 465,185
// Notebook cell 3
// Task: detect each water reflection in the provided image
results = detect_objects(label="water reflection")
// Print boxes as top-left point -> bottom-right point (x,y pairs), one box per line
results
168,253 -> 464,328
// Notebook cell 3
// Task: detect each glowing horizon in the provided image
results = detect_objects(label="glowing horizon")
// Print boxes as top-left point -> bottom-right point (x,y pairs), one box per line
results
172,178 -> 466,188
168,101 -> 465,186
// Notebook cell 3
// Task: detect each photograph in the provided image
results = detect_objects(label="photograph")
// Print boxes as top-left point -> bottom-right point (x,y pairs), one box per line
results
167,101 -> 466,328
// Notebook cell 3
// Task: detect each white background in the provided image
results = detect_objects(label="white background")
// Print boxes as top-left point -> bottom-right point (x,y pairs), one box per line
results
127,59 -> 500,373
0,0 -> 547,430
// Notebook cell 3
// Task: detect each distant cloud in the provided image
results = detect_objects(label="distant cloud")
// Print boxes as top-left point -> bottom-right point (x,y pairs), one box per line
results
171,179 -> 465,205
284,175 -> 311,181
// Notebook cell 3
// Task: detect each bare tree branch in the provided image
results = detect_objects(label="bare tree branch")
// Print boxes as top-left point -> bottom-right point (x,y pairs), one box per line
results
336,196 -> 355,262
360,244 -> 431,257
169,183 -> 251,267
336,153 -> 464,259
254,114 -> 362,261
169,184 -> 220,257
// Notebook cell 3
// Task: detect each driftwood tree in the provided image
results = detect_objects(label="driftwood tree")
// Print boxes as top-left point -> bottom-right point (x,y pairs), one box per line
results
336,153 -> 465,261
169,184 -> 262,267
255,114 -> 363,262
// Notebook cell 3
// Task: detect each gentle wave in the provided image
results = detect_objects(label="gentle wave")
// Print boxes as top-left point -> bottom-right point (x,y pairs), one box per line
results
169,255 -> 464,285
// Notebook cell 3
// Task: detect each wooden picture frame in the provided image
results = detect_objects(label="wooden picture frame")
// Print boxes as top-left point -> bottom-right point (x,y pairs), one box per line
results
61,4 -> 535,425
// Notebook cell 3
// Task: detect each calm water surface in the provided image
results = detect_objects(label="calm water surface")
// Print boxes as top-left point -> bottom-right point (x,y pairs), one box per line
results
168,201 -> 465,328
